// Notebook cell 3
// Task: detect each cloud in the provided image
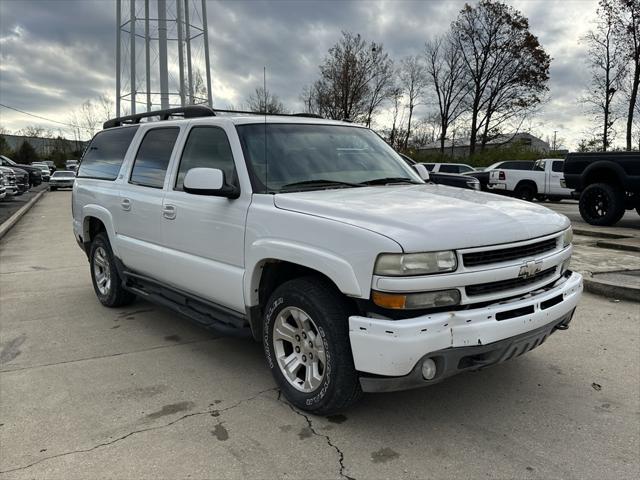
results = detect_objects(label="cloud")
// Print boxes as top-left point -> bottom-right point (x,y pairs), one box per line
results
0,0 -> 601,147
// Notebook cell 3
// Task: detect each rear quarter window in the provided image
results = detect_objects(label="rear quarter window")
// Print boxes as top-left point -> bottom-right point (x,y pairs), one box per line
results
77,126 -> 139,180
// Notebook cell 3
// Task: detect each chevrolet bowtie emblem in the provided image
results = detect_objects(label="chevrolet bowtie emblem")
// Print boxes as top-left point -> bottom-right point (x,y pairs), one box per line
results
518,260 -> 543,279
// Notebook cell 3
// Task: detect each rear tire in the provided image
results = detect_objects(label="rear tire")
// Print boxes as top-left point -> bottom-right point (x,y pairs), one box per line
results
514,183 -> 536,201
579,183 -> 625,226
263,276 -> 362,415
89,233 -> 136,307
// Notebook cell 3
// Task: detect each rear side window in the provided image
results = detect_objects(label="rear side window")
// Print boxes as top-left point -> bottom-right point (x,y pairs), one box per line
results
552,161 -> 563,172
439,164 -> 458,173
77,126 -> 139,180
175,127 -> 237,190
423,163 -> 435,171
130,127 -> 180,188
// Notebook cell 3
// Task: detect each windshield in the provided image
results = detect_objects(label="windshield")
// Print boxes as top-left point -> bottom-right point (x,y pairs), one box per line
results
534,160 -> 545,171
1,155 -> 17,166
236,123 -> 421,193
52,171 -> 75,178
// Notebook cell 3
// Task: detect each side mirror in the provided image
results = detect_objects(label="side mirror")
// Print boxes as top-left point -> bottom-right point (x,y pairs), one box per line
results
183,167 -> 239,199
413,164 -> 430,182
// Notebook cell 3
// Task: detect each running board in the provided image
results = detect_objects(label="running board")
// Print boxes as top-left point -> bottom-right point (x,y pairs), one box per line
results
120,269 -> 251,338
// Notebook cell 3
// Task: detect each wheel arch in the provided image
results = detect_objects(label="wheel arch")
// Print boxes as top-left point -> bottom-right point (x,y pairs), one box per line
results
81,205 -> 118,256
581,161 -> 625,189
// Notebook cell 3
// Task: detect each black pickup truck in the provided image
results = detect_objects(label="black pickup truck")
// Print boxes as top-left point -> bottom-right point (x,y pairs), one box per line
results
563,152 -> 640,226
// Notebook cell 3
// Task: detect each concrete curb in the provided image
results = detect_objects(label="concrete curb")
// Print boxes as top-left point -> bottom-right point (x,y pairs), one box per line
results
582,272 -> 640,303
596,239 -> 640,253
0,188 -> 47,241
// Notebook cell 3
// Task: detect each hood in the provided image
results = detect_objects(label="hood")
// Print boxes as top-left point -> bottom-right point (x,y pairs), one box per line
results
274,184 -> 569,251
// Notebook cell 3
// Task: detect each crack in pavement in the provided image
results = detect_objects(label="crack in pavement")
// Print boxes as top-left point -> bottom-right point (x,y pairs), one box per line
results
0,387 -> 278,474
277,391 -> 355,480
0,339 -> 217,373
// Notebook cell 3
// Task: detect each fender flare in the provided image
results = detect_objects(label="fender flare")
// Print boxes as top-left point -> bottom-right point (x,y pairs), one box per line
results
81,204 -> 119,256
244,238 -> 363,306
581,161 -> 626,188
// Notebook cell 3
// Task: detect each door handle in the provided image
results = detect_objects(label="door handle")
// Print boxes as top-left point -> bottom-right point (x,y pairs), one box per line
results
162,204 -> 177,220
121,198 -> 131,211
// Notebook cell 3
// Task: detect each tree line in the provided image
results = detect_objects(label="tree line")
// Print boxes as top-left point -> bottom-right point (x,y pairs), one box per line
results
582,0 -> 639,151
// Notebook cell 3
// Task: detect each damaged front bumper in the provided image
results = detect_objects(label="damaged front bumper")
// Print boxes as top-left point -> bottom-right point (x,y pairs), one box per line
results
349,271 -> 582,392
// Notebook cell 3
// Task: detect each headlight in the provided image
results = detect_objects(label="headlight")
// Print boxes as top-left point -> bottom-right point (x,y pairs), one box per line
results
467,179 -> 481,190
374,251 -> 457,276
372,289 -> 461,310
562,227 -> 573,248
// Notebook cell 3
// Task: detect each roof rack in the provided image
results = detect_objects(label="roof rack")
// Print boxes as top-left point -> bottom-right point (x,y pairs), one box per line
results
103,106 -> 215,129
103,106 -> 326,129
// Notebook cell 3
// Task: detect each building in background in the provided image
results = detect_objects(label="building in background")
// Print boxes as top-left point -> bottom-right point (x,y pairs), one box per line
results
418,133 -> 550,158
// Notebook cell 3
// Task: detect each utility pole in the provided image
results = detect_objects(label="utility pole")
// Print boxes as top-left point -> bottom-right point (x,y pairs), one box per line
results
553,130 -> 557,152
115,0 -> 121,117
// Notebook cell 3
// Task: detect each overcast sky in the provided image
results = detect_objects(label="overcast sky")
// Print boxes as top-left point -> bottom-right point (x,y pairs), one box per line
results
0,0 -> 600,148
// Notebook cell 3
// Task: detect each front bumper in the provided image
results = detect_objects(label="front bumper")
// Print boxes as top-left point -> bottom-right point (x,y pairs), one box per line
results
349,271 -> 582,391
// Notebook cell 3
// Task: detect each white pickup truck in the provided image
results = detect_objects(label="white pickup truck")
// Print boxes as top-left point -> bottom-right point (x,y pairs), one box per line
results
488,158 -> 573,201
72,107 -> 582,414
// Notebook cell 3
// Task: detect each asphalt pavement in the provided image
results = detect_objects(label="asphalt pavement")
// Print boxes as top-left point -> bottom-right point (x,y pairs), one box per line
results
1,192 -> 639,479
0,184 -> 48,226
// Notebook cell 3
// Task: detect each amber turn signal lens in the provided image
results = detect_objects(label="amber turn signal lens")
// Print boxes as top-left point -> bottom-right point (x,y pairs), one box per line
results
371,291 -> 407,309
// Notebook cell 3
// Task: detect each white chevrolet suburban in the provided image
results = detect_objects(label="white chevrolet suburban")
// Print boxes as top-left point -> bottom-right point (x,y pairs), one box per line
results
72,106 -> 582,414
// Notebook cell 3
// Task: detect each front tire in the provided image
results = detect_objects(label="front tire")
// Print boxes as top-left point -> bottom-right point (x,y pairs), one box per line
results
263,276 -> 362,415
89,233 -> 136,307
579,183 -> 625,226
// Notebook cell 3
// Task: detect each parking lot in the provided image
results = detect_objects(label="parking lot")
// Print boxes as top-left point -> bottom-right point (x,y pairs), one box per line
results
1,192 -> 639,479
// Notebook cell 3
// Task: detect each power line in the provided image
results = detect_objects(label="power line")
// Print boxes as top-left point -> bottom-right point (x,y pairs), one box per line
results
0,103 -> 93,132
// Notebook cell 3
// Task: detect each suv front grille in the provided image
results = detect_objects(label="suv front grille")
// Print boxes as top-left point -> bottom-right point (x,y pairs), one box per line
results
466,267 -> 557,297
463,238 -> 558,267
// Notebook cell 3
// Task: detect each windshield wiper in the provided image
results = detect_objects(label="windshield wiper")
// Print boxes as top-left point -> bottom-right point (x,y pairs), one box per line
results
361,177 -> 421,186
279,179 -> 365,191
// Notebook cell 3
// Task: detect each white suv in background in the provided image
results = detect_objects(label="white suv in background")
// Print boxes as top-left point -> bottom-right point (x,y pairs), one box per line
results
72,106 -> 582,414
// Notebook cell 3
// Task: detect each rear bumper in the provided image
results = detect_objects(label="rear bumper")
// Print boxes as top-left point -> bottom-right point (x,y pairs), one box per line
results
349,271 -> 582,391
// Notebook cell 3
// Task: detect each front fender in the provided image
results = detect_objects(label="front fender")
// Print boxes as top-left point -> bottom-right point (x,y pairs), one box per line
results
244,238 -> 362,305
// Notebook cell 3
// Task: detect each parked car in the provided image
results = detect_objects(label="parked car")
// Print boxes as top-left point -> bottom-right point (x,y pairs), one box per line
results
0,155 -> 42,186
488,158 -> 573,201
9,167 -> 29,194
42,160 -> 56,174
464,160 -> 534,191
400,155 -> 480,190
65,160 -> 79,172
32,163 -> 51,182
563,151 -> 640,226
422,162 -> 476,174
49,170 -> 76,190
73,106 -> 582,414
0,166 -> 19,198
0,171 -> 5,200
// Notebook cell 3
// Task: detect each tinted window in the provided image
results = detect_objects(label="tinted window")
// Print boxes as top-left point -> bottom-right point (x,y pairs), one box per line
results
534,160 -> 546,171
458,165 -> 474,173
130,128 -> 179,188
77,126 -> 139,180
424,163 -> 435,171
552,160 -> 563,172
439,164 -> 459,173
175,127 -> 236,190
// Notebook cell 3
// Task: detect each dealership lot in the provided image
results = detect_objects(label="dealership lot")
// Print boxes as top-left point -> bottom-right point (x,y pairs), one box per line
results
0,192 -> 638,479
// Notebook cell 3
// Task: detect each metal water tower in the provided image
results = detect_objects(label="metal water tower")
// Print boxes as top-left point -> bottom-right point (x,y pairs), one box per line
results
115,0 -> 213,116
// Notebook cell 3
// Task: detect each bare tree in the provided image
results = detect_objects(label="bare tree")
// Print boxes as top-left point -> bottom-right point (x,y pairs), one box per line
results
387,87 -> 404,149
363,44 -> 395,127
312,32 -> 383,121
425,34 -> 469,152
453,1 -> 551,155
68,94 -> 116,139
19,125 -> 46,138
246,87 -> 286,114
399,55 -> 427,150
583,0 -> 629,150
300,85 -> 319,115
613,0 -> 640,150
